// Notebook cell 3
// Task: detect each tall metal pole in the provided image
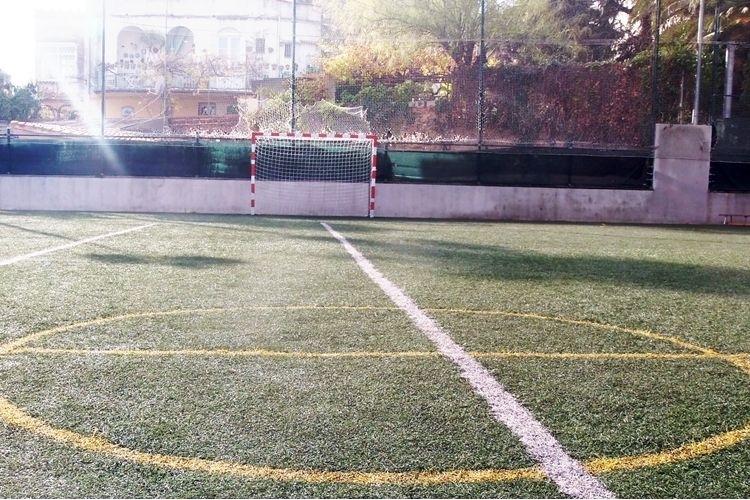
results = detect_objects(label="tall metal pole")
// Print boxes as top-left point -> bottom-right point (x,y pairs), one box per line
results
101,0 -> 106,137
692,0 -> 706,124
163,0 -> 170,133
477,0 -> 486,148
724,43 -> 736,119
651,0 -> 661,128
290,0 -> 297,132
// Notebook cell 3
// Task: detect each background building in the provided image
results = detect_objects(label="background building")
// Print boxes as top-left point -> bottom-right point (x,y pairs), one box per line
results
35,0 -> 322,133
34,11 -> 88,121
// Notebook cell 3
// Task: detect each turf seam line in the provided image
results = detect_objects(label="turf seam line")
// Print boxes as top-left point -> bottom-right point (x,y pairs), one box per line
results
321,222 -> 615,499
0,223 -> 159,267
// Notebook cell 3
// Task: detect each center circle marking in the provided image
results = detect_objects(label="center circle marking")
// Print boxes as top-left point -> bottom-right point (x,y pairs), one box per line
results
0,306 -> 748,485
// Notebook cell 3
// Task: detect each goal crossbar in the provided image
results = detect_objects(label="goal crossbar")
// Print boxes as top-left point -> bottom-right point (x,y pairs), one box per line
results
250,132 -> 378,218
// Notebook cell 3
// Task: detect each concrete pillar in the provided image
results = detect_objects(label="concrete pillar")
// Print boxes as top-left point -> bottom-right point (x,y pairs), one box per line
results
652,123 -> 712,223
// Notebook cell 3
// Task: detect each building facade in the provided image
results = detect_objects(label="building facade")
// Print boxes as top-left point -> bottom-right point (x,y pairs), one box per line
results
34,12 -> 88,121
36,0 -> 322,132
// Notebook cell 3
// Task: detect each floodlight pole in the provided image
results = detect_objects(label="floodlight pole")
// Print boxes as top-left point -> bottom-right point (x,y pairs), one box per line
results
101,0 -> 106,137
651,0 -> 661,129
478,0 -> 486,148
291,0 -> 297,132
692,0 -> 706,124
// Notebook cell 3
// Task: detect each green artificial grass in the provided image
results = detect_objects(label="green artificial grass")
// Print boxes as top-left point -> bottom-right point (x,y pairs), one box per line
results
0,212 -> 748,497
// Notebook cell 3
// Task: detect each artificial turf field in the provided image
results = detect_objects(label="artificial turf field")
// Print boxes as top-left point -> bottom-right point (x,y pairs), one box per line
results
0,211 -> 748,498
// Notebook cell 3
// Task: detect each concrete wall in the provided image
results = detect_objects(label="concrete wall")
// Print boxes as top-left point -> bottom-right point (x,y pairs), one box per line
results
1,124 -> 749,224
377,124 -> 749,224
0,177 -> 253,214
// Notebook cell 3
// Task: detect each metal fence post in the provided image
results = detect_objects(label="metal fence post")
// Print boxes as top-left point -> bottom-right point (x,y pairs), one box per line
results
652,0 -> 661,130
477,0 -> 486,149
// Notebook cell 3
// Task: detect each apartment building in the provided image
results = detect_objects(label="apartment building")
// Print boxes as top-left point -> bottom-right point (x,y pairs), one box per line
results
34,11 -> 88,121
35,0 -> 322,132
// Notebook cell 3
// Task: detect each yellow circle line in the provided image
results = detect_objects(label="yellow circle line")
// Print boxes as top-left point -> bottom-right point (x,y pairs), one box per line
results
427,308 -> 722,356
11,347 -> 441,359
1,306 -> 750,485
0,306 -> 398,356
1,306 -> 731,360
10,347 -> 712,363
0,392 -> 749,484
475,351 -> 709,361
0,395 -> 543,485
586,420 -> 750,474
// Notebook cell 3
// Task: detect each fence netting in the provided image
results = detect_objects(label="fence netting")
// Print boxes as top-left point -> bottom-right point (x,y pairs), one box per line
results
8,1 -> 747,159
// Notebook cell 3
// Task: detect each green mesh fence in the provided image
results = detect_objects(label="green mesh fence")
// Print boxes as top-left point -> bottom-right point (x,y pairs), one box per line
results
1,139 -> 252,178
1,138 -> 654,189
6,138 -> 750,192
6,0 -> 750,177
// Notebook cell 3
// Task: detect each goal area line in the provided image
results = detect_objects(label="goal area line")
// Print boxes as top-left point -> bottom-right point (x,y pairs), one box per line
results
250,132 -> 378,218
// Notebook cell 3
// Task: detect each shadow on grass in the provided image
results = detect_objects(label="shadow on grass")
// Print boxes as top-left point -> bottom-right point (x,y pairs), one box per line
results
318,224 -> 750,298
85,253 -> 246,269
0,221 -> 80,242
443,243 -> 747,297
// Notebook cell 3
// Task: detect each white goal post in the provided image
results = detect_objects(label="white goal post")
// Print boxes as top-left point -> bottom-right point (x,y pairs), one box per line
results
251,132 -> 378,218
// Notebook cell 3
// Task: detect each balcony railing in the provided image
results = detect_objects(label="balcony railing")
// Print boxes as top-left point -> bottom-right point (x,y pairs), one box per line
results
91,73 -> 252,92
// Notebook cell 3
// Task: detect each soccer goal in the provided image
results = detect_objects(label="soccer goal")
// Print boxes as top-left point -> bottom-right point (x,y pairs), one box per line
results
250,132 -> 378,217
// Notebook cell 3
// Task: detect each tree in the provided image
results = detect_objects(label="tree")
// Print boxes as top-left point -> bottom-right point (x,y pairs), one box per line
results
0,69 -> 11,94
624,0 -> 750,120
0,71 -> 40,121
320,0 -> 581,71
322,42 -> 453,83
549,0 -> 634,61
628,0 -> 750,43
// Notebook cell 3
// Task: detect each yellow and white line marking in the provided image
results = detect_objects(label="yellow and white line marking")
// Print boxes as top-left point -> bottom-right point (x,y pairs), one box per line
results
323,223 -> 614,498
0,305 -> 749,488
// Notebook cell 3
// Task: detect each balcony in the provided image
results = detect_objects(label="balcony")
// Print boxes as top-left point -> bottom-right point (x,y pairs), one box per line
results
208,76 -> 248,90
92,73 -> 250,92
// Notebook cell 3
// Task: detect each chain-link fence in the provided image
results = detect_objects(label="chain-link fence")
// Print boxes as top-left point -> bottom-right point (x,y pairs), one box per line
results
12,1 -> 747,155
328,57 -> 655,148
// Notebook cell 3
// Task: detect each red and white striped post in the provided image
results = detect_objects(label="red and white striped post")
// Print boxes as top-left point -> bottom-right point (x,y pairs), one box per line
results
368,135 -> 378,218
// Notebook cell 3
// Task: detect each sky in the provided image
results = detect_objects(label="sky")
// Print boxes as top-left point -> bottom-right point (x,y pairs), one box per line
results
0,0 -> 86,85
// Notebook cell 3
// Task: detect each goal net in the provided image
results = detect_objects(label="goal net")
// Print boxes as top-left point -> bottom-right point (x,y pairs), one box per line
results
251,132 -> 378,217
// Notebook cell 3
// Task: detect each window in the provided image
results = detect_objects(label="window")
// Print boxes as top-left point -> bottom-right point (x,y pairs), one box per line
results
218,29 -> 242,64
255,38 -> 265,54
37,43 -> 78,81
283,43 -> 292,58
198,102 -> 217,116
167,26 -> 194,57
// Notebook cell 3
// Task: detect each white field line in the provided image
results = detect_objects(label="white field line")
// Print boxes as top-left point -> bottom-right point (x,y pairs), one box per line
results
0,223 -> 158,267
321,222 -> 614,499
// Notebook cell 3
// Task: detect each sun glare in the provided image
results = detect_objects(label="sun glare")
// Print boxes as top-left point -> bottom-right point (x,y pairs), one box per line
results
0,1 -> 86,85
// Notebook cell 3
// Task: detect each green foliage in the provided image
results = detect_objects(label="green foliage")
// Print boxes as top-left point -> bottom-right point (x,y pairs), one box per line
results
339,81 -> 426,134
475,63 -> 650,145
320,0 -> 582,70
630,38 -> 701,124
295,76 -> 334,104
0,79 -> 41,121
235,91 -> 371,133
322,42 -> 453,84
630,0 -> 750,45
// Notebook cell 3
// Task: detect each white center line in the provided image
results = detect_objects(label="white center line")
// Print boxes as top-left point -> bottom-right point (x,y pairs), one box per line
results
322,222 -> 614,499
0,223 -> 158,267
